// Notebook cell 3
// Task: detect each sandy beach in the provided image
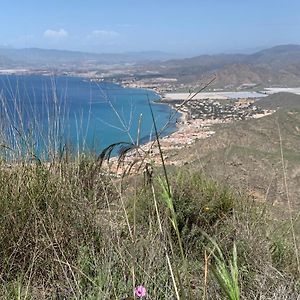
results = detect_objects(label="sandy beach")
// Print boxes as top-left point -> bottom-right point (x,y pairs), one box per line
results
105,105 -> 230,175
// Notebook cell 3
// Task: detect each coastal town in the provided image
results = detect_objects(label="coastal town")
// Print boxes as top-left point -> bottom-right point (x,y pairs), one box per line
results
147,95 -> 273,160
104,82 -> 278,174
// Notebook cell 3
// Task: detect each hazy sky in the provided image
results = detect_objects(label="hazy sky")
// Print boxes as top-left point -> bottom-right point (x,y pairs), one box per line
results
0,0 -> 299,55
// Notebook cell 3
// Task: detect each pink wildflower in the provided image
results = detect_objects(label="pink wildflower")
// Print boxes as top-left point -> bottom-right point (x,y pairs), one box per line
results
134,285 -> 147,298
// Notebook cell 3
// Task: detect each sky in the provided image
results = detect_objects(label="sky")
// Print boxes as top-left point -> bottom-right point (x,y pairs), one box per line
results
0,0 -> 299,55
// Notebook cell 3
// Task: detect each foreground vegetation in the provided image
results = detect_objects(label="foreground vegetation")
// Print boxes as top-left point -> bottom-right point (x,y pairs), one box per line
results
0,85 -> 299,299
0,154 -> 299,299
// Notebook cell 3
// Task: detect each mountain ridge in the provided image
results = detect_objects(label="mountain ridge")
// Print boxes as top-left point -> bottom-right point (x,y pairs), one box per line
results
150,44 -> 300,87
1,44 -> 300,88
0,47 -> 177,67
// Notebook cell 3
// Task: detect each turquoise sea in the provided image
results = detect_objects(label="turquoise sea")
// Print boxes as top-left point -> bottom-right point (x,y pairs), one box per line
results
0,75 -> 179,156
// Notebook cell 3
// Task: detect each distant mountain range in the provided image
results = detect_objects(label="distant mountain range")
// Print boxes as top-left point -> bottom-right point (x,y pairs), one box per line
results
149,44 -> 300,87
1,45 -> 300,87
0,47 -> 177,68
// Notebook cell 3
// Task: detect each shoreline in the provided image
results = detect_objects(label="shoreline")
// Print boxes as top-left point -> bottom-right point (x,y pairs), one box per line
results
0,73 -> 273,171
106,94 -> 275,174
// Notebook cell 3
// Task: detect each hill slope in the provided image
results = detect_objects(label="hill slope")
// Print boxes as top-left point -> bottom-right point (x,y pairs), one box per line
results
256,92 -> 300,109
168,105 -> 300,213
146,44 -> 300,87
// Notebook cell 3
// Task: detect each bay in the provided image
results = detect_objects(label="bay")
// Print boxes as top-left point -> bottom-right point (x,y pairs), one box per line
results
0,75 -> 179,157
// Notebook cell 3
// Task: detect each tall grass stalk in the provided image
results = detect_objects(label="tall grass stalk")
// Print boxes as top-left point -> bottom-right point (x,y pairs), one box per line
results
148,96 -> 192,299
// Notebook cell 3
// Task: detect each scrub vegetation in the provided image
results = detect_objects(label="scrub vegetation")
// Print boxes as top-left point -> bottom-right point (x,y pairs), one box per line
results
0,158 -> 299,299
0,89 -> 299,300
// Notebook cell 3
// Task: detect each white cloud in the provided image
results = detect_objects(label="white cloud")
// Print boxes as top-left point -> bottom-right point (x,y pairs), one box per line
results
44,29 -> 69,39
87,30 -> 119,40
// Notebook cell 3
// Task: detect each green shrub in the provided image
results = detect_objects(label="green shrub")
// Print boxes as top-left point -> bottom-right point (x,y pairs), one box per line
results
170,172 -> 235,253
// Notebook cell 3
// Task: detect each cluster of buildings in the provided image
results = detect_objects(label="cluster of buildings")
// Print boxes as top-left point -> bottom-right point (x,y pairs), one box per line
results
180,99 -> 265,121
117,76 -> 178,93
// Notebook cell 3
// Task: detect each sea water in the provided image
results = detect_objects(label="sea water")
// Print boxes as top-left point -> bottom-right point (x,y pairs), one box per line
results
0,75 -> 179,156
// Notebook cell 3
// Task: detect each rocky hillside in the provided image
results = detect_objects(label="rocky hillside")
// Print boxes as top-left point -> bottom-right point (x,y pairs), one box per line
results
146,44 -> 300,87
